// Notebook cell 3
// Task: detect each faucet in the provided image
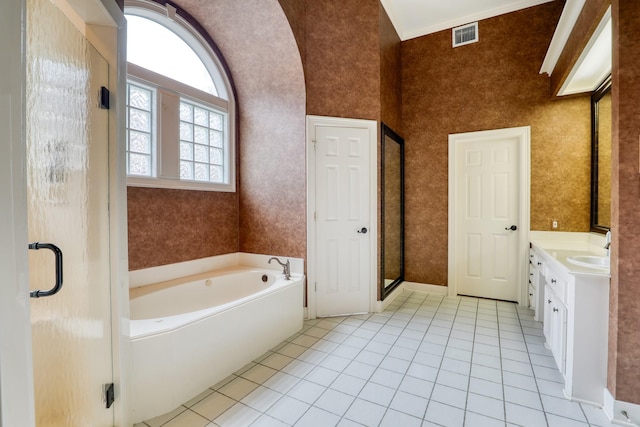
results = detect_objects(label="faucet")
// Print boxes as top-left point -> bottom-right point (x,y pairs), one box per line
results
604,230 -> 612,256
268,257 -> 291,280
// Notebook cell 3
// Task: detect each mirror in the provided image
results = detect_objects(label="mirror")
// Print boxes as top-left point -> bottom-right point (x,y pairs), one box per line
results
380,123 -> 404,300
591,76 -> 611,234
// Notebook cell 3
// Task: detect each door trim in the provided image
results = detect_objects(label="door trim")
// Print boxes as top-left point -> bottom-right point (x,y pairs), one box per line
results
448,126 -> 531,305
306,115 -> 378,319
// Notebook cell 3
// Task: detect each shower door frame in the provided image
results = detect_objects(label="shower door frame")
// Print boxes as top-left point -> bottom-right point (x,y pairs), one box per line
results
0,0 -> 129,426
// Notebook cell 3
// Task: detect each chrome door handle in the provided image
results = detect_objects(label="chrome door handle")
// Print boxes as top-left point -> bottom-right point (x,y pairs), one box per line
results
28,242 -> 63,298
505,225 -> 517,231
357,227 -> 368,234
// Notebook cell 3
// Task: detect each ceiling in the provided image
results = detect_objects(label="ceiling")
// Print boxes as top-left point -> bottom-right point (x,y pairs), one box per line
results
380,0 -> 556,41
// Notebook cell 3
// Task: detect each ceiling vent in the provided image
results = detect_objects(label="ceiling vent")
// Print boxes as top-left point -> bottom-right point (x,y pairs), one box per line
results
452,22 -> 478,47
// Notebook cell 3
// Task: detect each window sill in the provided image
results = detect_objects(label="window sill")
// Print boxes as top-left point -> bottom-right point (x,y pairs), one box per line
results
127,176 -> 235,192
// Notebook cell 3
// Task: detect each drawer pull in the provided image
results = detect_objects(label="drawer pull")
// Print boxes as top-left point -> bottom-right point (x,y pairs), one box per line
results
529,293 -> 533,296
537,262 -> 542,266
553,308 -> 559,313
548,299 -> 552,304
551,278 -> 557,284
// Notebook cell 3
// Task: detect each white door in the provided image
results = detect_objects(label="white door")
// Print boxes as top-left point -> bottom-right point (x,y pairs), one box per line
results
449,127 -> 530,302
26,0 -> 115,424
310,118 -> 376,317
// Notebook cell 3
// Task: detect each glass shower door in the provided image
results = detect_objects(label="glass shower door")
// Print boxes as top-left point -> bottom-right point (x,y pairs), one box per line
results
26,0 -> 114,424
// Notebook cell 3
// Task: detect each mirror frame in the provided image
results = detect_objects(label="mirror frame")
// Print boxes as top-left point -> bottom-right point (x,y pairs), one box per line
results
590,75 -> 612,234
380,123 -> 405,301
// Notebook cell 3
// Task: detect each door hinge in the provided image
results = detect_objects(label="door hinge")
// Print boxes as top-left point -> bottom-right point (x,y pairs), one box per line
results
315,282 -> 317,292
313,140 -> 317,151
99,86 -> 110,110
314,211 -> 317,221
104,383 -> 115,409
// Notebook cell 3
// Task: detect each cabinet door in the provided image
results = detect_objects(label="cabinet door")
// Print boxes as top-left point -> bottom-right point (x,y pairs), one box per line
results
551,302 -> 567,374
543,285 -> 553,347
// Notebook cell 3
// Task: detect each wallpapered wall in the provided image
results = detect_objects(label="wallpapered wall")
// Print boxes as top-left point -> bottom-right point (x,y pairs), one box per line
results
401,2 -> 592,286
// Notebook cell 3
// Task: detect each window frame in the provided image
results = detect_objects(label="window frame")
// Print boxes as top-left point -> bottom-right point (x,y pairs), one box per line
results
125,0 -> 236,192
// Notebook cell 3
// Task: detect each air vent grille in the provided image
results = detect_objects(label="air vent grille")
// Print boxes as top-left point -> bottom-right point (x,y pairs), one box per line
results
452,22 -> 478,47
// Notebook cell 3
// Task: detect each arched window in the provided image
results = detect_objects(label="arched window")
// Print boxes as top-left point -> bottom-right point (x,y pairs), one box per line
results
125,0 -> 235,192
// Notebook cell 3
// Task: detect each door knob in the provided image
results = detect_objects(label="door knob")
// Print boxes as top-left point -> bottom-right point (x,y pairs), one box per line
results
505,225 -> 517,231
357,227 -> 368,234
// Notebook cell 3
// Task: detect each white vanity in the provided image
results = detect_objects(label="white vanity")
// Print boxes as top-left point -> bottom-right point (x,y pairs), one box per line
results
529,231 -> 610,405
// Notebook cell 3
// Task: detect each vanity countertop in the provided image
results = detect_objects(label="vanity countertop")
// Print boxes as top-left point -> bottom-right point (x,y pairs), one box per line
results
530,231 -> 610,277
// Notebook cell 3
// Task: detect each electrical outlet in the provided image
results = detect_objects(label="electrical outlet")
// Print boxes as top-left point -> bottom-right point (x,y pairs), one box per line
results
552,219 -> 558,229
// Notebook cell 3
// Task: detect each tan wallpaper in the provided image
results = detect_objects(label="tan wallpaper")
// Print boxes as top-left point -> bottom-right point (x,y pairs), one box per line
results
379,3 -> 402,133
401,2 -> 592,286
305,0 -> 381,120
127,188 -> 238,270
609,0 -> 640,405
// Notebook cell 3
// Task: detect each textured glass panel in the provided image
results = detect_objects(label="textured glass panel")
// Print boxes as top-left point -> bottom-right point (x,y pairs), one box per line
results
194,107 -> 208,126
210,147 -> 223,165
180,122 -> 193,141
210,130 -> 223,148
194,126 -> 208,144
130,109 -> 150,131
129,153 -> 151,175
129,131 -> 151,154
180,160 -> 193,179
194,163 -> 208,181
210,113 -> 223,131
26,0 -> 114,423
210,165 -> 223,182
194,144 -> 208,162
180,142 -> 193,160
180,102 -> 193,122
129,85 -> 151,110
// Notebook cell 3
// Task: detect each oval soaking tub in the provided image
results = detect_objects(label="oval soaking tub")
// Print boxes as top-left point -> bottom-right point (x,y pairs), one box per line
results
129,267 -> 304,423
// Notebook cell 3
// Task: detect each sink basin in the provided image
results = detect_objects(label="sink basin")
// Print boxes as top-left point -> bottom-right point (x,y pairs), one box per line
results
566,255 -> 609,269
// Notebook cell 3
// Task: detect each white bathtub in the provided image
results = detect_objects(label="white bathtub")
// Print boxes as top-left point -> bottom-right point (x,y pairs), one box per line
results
129,267 -> 304,423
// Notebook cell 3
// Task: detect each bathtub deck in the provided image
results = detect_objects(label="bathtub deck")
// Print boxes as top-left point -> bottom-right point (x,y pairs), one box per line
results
135,291 -> 613,427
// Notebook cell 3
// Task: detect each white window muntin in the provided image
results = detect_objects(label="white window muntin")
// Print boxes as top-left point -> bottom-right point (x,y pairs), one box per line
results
127,64 -> 235,192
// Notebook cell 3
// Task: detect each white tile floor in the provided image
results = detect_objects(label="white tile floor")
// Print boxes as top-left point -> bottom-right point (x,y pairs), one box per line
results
134,291 -> 615,427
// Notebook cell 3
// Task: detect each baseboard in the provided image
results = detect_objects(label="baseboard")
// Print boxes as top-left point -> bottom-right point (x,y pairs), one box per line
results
403,281 -> 448,295
373,282 -> 407,312
604,388 -> 640,426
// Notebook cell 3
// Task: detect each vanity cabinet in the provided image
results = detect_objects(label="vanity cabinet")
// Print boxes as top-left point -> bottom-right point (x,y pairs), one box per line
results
530,243 -> 609,405
528,249 -> 545,322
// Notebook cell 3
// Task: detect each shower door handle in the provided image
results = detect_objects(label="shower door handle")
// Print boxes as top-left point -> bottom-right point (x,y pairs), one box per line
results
28,242 -> 63,298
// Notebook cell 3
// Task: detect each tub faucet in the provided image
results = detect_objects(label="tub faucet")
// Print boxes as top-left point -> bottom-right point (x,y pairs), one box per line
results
604,230 -> 612,256
268,257 -> 291,280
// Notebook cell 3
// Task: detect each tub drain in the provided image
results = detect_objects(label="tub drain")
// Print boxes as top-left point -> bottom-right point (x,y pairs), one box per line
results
261,274 -> 269,283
